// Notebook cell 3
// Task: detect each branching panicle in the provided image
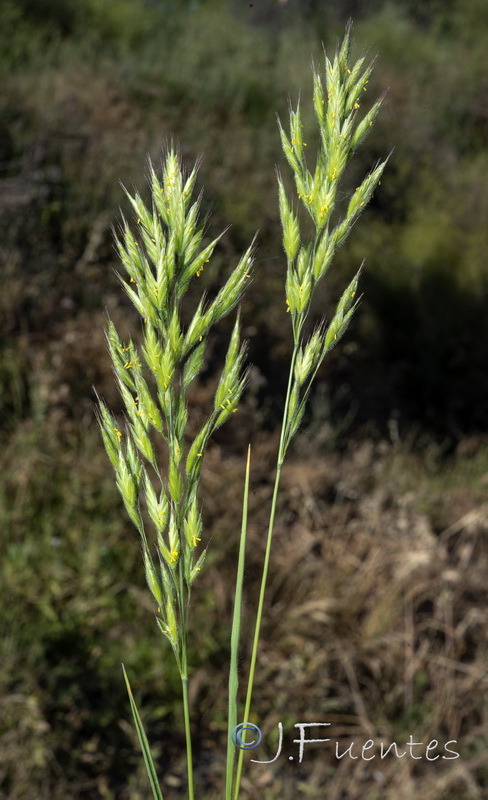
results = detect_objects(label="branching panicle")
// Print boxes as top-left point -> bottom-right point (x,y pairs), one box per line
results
279,27 -> 385,457
98,150 -> 253,651
98,25 -> 386,800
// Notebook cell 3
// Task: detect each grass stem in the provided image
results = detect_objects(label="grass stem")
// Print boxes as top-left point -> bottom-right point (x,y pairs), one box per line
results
226,445 -> 251,799
181,673 -> 195,800
233,344 -> 299,800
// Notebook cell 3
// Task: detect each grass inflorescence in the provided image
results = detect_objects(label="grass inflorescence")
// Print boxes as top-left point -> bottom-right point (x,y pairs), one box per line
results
98,24 -> 387,800
97,146 -> 255,799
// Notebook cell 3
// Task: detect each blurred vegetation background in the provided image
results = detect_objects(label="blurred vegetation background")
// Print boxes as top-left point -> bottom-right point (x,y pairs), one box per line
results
1,0 -> 488,798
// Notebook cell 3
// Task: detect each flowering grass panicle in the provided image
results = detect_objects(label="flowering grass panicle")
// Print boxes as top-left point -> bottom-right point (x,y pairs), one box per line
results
277,26 -> 387,458
98,23 -> 386,800
233,23 -> 387,797
98,151 -> 252,628
97,149 -> 254,800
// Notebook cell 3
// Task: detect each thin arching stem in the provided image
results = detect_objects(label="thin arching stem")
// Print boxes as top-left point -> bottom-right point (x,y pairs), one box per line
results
233,340 -> 300,799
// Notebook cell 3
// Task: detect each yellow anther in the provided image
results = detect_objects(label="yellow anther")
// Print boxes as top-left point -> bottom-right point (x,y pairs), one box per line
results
124,359 -> 141,370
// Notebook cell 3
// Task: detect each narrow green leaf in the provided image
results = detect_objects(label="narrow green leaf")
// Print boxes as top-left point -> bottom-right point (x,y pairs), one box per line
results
226,445 -> 251,800
122,665 -> 164,800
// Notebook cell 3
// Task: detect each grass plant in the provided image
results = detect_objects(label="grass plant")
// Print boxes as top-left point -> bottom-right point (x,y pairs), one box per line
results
1,5 -> 488,798
98,25 -> 386,799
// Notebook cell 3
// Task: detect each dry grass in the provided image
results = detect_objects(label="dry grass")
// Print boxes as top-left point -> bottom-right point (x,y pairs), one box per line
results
1,377 -> 487,798
161,434 -> 488,799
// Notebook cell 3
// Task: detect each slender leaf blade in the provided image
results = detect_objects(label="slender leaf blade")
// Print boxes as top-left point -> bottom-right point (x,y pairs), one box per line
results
226,445 -> 251,799
122,664 -> 164,800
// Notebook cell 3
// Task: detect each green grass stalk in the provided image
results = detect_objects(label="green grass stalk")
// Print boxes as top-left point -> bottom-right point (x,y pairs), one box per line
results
233,343 -> 299,799
122,665 -> 165,800
178,549 -> 195,800
181,672 -> 194,800
234,24 -> 385,796
98,23 -> 385,800
97,148 -> 253,799
226,446 -> 252,800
